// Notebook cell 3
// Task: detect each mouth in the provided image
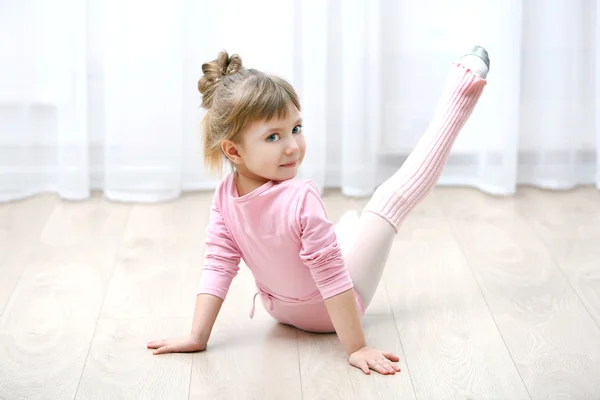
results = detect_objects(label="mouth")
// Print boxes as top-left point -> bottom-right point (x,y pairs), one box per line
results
280,161 -> 297,168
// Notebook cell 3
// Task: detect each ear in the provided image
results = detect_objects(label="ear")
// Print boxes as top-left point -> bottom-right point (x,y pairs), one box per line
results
221,139 -> 243,165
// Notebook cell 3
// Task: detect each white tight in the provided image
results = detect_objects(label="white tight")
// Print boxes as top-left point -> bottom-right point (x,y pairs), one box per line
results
335,211 -> 395,308
336,60 -> 488,309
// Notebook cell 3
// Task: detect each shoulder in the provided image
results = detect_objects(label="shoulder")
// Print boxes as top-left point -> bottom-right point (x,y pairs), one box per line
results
274,178 -> 322,208
276,178 -> 319,194
276,179 -> 328,227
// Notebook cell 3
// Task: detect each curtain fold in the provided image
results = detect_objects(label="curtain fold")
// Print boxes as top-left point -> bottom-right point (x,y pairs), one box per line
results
102,0 -> 185,202
0,0 -> 597,202
597,0 -> 600,189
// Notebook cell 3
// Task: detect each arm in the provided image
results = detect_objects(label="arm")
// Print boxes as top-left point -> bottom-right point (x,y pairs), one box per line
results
296,184 -> 400,375
296,184 -> 365,354
194,195 -> 242,340
190,293 -> 224,345
148,194 -> 241,354
323,288 -> 366,354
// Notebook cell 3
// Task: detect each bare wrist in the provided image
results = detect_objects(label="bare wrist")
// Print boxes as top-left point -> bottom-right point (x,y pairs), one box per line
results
191,328 -> 210,344
346,342 -> 367,355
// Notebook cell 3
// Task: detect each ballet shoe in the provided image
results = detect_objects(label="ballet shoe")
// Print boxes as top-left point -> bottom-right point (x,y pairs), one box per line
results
460,45 -> 490,78
464,45 -> 490,68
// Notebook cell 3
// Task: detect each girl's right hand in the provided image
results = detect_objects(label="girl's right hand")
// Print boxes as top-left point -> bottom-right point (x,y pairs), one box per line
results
146,335 -> 207,355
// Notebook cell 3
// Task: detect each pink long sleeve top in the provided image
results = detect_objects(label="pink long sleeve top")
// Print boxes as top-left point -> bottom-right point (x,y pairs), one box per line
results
196,173 -> 364,333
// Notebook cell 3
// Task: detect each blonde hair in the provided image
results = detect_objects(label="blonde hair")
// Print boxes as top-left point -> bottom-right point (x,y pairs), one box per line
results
197,51 -> 301,173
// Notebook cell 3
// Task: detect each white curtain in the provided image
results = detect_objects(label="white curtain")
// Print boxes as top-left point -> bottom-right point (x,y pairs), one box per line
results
1,0 -> 598,202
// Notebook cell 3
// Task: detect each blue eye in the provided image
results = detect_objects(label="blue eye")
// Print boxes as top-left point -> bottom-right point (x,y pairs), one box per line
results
266,134 -> 279,142
292,125 -> 302,134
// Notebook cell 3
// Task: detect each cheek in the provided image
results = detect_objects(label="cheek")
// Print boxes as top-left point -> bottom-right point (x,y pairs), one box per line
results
251,143 -> 279,166
298,136 -> 307,152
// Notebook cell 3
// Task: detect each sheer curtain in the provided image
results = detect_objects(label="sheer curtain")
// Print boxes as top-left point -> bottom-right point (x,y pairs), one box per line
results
0,0 -> 598,202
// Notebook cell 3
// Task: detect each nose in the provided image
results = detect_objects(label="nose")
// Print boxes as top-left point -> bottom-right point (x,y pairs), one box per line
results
284,138 -> 300,156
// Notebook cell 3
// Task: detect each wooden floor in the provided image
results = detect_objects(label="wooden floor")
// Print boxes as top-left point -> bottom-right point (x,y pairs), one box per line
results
0,186 -> 599,400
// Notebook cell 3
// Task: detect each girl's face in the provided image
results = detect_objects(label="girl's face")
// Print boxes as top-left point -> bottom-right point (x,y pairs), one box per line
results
223,101 -> 306,185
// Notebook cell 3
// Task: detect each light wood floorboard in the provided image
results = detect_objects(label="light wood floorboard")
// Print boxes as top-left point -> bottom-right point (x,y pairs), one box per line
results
0,196 -> 56,316
383,195 -> 531,400
517,187 -> 600,329
438,187 -> 600,400
0,187 -> 599,399
0,194 -> 131,399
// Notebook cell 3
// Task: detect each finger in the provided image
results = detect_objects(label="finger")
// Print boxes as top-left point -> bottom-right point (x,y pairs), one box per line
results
369,360 -> 390,375
153,345 -> 176,355
380,360 -> 397,374
377,358 -> 396,371
147,340 -> 165,349
376,363 -> 391,375
383,352 -> 400,362
359,361 -> 370,375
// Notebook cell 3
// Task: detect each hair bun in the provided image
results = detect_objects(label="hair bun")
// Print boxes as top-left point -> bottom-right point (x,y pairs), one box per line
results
198,51 -> 243,109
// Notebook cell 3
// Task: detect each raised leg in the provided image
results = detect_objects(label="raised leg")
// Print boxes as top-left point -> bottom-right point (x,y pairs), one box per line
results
345,46 -> 490,309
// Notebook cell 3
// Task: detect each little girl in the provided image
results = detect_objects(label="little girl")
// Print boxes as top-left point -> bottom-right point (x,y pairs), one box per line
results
147,46 -> 490,376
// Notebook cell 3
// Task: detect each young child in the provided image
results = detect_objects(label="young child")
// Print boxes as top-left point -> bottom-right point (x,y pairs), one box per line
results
147,46 -> 490,376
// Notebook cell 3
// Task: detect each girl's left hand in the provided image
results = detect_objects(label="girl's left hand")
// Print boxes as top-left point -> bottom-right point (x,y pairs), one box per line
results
348,347 -> 401,375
